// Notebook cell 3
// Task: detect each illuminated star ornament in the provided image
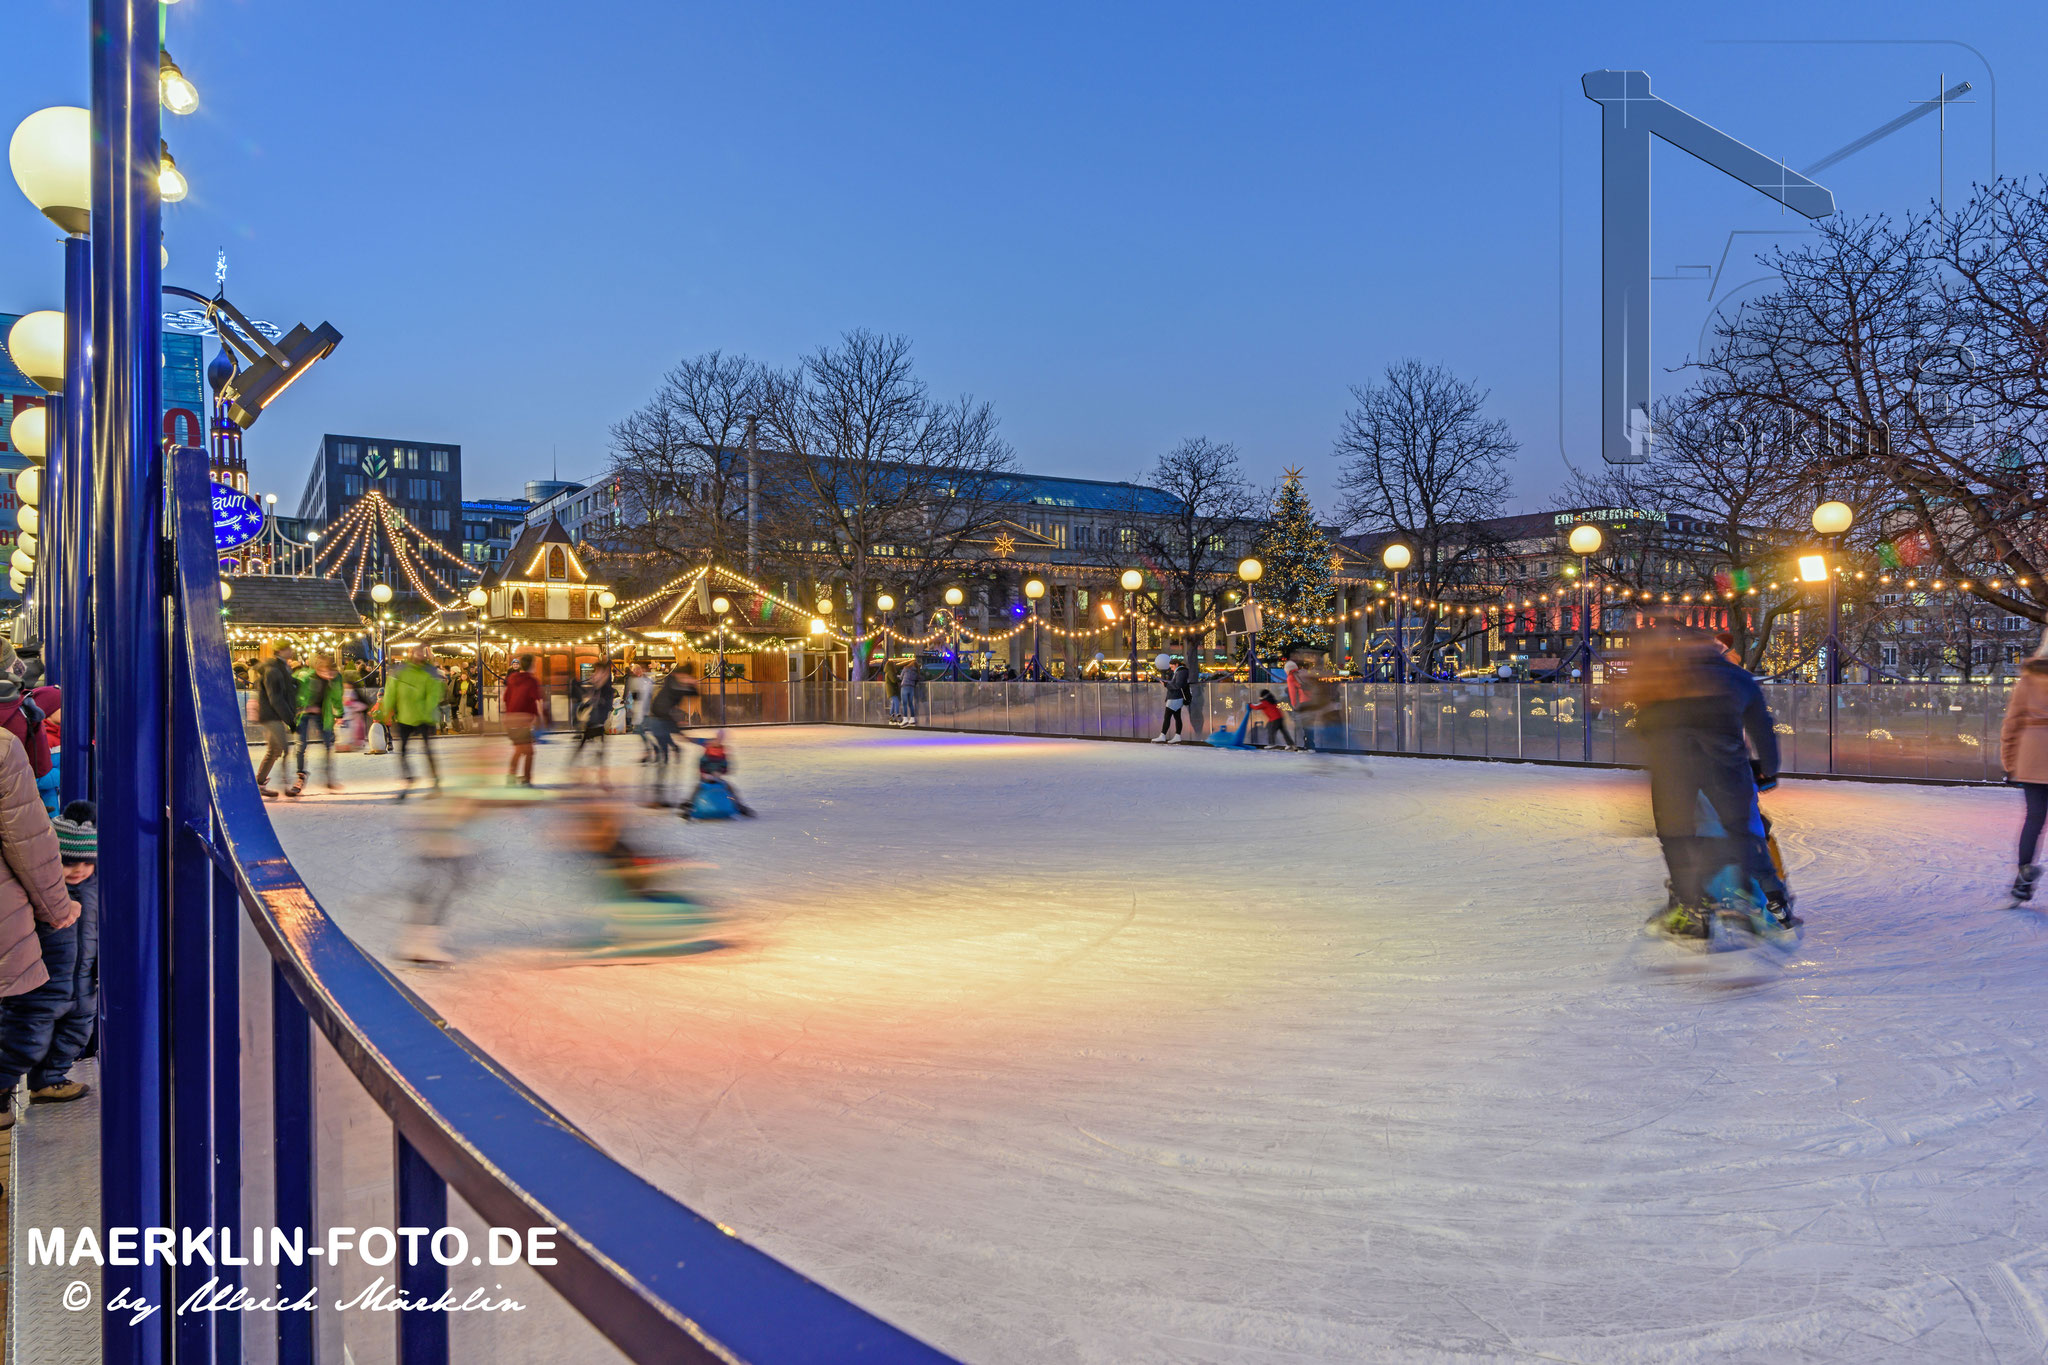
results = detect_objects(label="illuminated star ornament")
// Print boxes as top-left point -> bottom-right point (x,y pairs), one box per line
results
994,532 -> 1015,559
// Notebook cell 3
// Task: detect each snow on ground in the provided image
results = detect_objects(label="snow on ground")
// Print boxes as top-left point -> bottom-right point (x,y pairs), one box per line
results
267,726 -> 2048,1364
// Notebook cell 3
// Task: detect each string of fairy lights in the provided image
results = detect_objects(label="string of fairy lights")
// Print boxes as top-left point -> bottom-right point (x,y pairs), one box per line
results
310,491 -> 477,609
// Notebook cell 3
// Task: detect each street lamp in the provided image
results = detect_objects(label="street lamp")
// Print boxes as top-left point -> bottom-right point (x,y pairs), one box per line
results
1024,578 -> 1045,680
466,586 -> 488,706
875,592 -> 896,670
8,107 -> 91,235
1808,500 -> 1855,686
712,595 -> 732,721
8,406 -> 46,463
369,582 -> 392,683
944,586 -> 965,680
1120,568 -> 1143,680
1381,544 -> 1412,684
6,312 -> 64,392
597,588 -> 617,670
1237,557 -> 1263,680
1566,523 -> 1604,762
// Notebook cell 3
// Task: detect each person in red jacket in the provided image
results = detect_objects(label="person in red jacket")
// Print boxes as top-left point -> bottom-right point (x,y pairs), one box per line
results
0,675 -> 53,781
501,654 -> 545,787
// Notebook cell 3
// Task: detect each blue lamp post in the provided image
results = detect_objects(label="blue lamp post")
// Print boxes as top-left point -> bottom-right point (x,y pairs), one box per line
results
7,106 -> 95,802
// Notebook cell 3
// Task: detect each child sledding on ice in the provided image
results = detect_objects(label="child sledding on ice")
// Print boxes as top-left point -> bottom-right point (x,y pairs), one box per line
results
682,730 -> 756,819
556,788 -> 726,963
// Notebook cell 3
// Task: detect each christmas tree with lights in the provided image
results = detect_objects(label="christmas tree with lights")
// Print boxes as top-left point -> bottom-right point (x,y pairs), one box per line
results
1249,469 -> 1334,660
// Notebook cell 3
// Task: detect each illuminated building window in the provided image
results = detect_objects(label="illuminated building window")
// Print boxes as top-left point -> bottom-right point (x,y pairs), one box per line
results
510,590 -> 527,618
548,546 -> 567,579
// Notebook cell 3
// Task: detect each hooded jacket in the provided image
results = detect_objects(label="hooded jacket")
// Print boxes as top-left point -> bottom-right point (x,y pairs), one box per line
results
383,662 -> 447,729
2002,659 -> 2048,783
0,691 -> 52,780
0,726 -> 76,995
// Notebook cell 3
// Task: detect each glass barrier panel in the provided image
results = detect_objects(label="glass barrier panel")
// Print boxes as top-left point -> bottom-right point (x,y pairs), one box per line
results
238,913 -> 280,1365
444,1183 -> 634,1364
1127,681 -> 1156,740
1927,685 -> 1996,782
1482,685 -> 1523,761
1776,683 -> 1830,776
313,1039 -> 398,1365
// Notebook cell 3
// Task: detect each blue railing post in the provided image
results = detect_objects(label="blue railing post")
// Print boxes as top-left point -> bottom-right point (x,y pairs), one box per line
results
210,823 -> 243,1365
169,551 -> 219,1365
60,230 -> 93,805
396,1133 -> 451,1365
41,389 -> 63,698
273,961 -> 315,1365
91,1 -> 169,1361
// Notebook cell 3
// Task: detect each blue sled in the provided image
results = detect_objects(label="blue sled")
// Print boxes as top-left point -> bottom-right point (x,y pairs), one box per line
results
691,780 -> 740,819
1207,710 -> 1255,749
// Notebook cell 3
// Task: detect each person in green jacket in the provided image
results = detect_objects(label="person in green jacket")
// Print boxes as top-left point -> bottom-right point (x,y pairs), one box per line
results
382,645 -> 446,800
290,652 -> 347,796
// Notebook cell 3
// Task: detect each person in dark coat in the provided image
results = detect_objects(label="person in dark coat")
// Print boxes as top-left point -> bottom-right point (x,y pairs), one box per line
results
1628,626 -> 1786,936
254,644 -> 300,798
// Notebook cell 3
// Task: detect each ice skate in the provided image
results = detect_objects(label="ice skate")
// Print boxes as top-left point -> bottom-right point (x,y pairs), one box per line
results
2013,864 -> 2041,904
1646,904 -> 1711,943
1151,733 -> 1168,743
1168,732 -> 1184,744
394,924 -> 451,967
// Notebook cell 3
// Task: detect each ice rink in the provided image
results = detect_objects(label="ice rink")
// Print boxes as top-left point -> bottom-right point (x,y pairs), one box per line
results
271,725 -> 2048,1364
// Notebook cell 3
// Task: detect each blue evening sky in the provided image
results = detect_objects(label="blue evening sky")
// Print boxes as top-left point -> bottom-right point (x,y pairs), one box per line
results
0,1 -> 2035,518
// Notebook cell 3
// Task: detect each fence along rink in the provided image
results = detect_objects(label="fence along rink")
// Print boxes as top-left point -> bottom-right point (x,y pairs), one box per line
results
828,678 -> 2008,783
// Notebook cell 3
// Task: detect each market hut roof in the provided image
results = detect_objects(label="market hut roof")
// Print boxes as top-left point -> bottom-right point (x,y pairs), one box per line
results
483,517 -> 590,589
613,564 -> 819,641
221,575 -> 364,630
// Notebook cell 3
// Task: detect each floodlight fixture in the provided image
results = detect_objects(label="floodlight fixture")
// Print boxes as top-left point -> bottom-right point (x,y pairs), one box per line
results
165,285 -> 342,430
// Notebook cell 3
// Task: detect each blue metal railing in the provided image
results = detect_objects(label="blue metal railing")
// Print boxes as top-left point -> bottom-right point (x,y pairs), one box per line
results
154,440 -> 959,1363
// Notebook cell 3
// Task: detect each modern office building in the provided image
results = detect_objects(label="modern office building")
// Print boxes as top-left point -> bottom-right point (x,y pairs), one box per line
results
296,434 -> 463,556
460,496 -> 535,572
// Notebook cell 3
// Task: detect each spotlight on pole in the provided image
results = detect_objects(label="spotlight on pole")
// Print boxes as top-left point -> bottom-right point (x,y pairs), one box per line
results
167,287 -> 342,430
159,50 -> 200,116
158,141 -> 188,203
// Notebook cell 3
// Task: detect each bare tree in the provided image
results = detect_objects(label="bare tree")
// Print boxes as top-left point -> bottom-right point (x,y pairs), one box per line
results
1101,437 -> 1261,662
603,350 -> 767,573
759,330 -> 1017,678
1558,395 -> 1816,671
1700,200 -> 2048,635
1333,360 -> 1517,668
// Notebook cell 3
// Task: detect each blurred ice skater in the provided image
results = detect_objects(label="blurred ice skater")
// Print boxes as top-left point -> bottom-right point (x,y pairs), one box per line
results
1627,624 -> 1791,943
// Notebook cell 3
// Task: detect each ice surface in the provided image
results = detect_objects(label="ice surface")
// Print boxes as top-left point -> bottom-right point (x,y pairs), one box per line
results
270,727 -> 2048,1363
